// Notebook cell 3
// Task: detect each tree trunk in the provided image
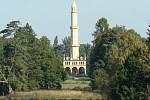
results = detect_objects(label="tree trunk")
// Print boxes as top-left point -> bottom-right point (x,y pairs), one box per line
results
8,84 -> 13,94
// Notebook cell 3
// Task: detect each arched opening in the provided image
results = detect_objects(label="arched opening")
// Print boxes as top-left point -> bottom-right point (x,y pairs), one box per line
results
79,67 -> 85,76
72,67 -> 78,76
65,67 -> 71,75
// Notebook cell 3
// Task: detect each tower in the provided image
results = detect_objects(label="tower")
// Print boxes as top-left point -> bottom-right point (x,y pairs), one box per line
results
63,0 -> 86,76
71,0 -> 79,60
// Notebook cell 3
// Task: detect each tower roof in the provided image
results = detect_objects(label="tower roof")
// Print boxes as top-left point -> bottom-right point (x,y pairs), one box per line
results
72,0 -> 77,8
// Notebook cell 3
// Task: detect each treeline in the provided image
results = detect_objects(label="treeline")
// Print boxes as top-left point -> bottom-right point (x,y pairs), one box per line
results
0,21 -> 91,96
0,21 -> 66,95
89,18 -> 150,100
53,36 -> 91,59
53,36 -> 91,74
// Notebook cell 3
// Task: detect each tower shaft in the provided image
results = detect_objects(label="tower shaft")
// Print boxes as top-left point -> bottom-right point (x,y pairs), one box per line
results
71,0 -> 79,60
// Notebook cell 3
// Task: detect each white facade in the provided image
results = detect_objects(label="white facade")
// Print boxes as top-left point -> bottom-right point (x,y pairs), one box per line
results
63,0 -> 86,76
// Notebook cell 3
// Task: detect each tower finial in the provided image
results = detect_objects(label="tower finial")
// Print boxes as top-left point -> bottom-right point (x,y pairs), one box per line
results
72,0 -> 77,8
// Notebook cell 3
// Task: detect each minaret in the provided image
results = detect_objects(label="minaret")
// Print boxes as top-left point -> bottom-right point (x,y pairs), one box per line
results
71,0 -> 79,60
63,0 -> 87,76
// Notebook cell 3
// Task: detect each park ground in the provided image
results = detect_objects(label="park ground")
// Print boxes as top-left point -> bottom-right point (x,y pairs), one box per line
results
0,77 -> 103,100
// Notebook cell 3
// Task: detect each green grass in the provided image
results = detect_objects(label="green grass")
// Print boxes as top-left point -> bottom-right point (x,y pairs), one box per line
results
0,96 -> 5,100
0,77 -> 100,100
1,90 -> 102,100
61,77 -> 91,89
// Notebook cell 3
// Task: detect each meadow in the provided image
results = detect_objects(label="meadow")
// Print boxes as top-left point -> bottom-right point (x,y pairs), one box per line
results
0,77 -> 103,100
0,90 -> 102,100
61,77 -> 91,90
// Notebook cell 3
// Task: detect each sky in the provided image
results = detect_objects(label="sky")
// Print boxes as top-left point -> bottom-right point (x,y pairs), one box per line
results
0,0 -> 150,44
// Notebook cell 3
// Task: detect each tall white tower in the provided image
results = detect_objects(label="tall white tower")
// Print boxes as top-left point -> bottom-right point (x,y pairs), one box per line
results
63,0 -> 87,76
71,0 -> 79,60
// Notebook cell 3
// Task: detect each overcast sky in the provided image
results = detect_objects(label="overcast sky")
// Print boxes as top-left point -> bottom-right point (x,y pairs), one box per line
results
0,0 -> 150,43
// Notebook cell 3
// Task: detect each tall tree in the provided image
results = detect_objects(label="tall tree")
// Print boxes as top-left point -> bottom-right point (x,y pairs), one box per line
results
147,25 -> 150,41
0,21 -> 20,94
53,36 -> 58,47
147,24 -> 150,48
40,36 -> 63,89
90,18 -> 150,99
62,36 -> 71,57
79,43 -> 91,58
53,36 -> 64,59
0,21 -> 66,95
93,17 -> 109,39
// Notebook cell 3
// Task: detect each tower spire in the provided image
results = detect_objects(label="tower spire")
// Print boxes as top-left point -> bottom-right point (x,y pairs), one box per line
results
72,0 -> 77,8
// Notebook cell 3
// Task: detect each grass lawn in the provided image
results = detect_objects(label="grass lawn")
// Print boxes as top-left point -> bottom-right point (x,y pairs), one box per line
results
61,77 -> 90,90
0,90 -> 102,100
0,96 -> 5,100
0,77 -> 102,100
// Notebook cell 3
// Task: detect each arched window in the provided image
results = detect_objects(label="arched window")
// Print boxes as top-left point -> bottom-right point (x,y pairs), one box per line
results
65,67 -> 71,75
79,67 -> 85,76
72,67 -> 78,76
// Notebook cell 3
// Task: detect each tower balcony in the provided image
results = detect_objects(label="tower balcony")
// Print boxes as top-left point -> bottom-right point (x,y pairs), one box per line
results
63,59 -> 86,66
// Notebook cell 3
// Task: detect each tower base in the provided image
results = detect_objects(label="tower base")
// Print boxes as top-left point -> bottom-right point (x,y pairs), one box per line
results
63,59 -> 86,76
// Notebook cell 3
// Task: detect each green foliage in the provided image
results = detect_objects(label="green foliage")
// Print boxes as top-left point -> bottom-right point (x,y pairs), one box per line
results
53,35 -> 92,66
95,17 -> 109,33
62,36 -> 71,57
91,69 -> 109,96
147,24 -> 150,48
147,24 -> 150,40
54,36 -> 58,46
0,21 -> 65,95
79,43 -> 91,58
90,18 -> 150,99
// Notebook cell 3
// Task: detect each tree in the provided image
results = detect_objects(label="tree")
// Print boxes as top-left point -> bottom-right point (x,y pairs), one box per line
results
62,36 -> 71,57
90,18 -> 150,99
0,21 -> 20,94
54,36 -> 58,46
111,48 -> 150,100
93,17 -> 109,40
147,24 -> 150,48
95,17 -> 109,33
0,21 -> 66,95
147,25 -> 150,41
80,43 -> 91,58
39,36 -> 65,89
53,36 -> 64,59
